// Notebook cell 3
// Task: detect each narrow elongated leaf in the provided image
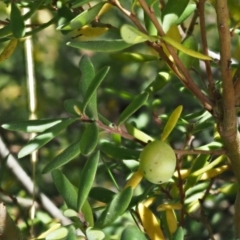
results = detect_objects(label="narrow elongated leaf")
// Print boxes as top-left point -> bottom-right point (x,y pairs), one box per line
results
137,203 -> 165,239
77,151 -> 99,211
59,2 -> 104,30
124,169 -> 143,189
67,40 -> 132,52
125,123 -> 154,143
10,3 -> 25,38
172,227 -> 184,240
72,0 -> 98,8
42,139 -> 81,173
145,72 -> 170,93
178,35 -> 198,69
2,119 -> 66,133
95,187 -> 133,228
120,24 -> 158,44
82,66 -> 110,114
18,118 -> 78,158
162,0 -> 189,32
89,187 -> 115,203
117,91 -> 149,126
64,99 -> 82,116
121,225 -> 147,240
161,36 -> 212,60
100,142 -> 140,159
52,169 -> 78,210
23,0 -> 43,20
175,4 -> 196,25
0,39 -> 18,63
80,123 -> 99,155
161,105 -> 183,141
79,55 -> 97,119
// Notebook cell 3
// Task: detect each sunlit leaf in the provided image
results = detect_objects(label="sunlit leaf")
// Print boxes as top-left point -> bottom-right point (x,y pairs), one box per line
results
18,118 -> 78,158
59,2 -> 105,30
120,24 -> 158,44
161,36 -> 213,60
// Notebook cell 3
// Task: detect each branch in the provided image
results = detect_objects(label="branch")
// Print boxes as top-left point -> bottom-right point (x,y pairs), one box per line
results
137,0 -> 213,112
0,136 -> 71,226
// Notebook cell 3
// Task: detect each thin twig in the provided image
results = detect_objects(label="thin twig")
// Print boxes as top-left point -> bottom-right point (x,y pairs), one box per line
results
198,0 -> 215,97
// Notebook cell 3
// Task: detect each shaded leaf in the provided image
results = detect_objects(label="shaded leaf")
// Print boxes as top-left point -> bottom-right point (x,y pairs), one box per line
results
10,3 -> 26,38
77,151 -> 99,211
0,38 -> 18,63
64,99 -> 83,116
42,138 -> 81,173
89,187 -> 115,203
100,141 -> 140,159
172,227 -> 184,240
67,40 -> 132,52
18,118 -> 78,158
117,91 -> 149,126
95,187 -> 133,228
111,52 -> 158,62
121,225 -> 147,240
80,123 -> 99,156
52,169 -> 78,210
145,72 -> 170,93
79,55 -> 97,119
175,4 -> 196,25
82,66 -> 110,114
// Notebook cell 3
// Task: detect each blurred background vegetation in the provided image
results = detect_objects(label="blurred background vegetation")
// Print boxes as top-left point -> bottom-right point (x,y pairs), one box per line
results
0,1 -> 239,239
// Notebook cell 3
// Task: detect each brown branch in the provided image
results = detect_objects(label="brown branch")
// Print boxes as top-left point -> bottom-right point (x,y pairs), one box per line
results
198,0 -> 215,96
137,0 -> 213,112
233,64 -> 240,105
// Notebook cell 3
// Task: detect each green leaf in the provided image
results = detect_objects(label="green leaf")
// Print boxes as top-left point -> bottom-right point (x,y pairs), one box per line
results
161,36 -> 212,60
82,66 -> 110,114
45,227 -> 68,240
71,0 -> 99,8
2,119 -> 67,133
121,225 -> 147,240
86,227 -> 105,240
79,55 -> 97,119
95,187 -> 133,228
42,139 -> 81,173
59,2 -> 104,30
64,99 -> 83,116
125,123 -> 154,143
89,187 -> 115,203
52,169 -> 78,210
80,123 -> 99,156
111,52 -> 158,62
10,3 -> 26,38
77,151 -> 99,211
145,72 -> 170,93
175,4 -> 196,25
161,105 -> 183,141
120,24 -> 158,44
67,40 -> 132,52
117,91 -> 149,126
178,35 -> 198,69
172,227 -> 184,240
23,0 -> 43,20
18,118 -> 78,158
162,0 -> 189,32
100,142 -> 140,159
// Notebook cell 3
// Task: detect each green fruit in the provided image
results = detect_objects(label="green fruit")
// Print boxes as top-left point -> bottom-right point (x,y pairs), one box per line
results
139,141 -> 176,184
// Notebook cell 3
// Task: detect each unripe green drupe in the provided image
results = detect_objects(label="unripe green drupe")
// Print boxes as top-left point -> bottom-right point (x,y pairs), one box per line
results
139,140 -> 176,184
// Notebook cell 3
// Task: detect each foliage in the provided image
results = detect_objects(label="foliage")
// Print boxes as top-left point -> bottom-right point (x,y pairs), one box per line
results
0,0 -> 240,239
